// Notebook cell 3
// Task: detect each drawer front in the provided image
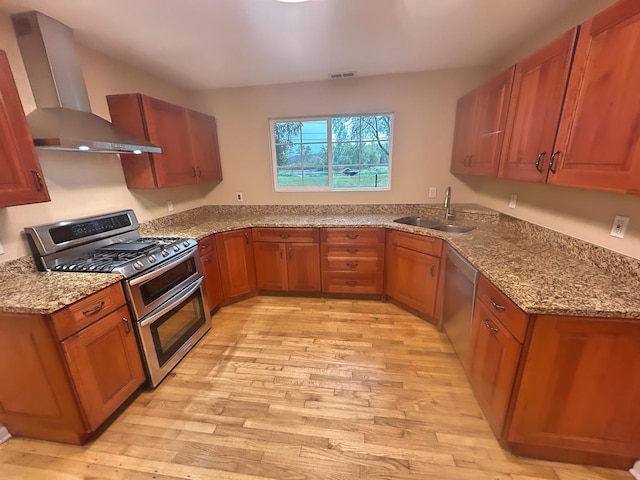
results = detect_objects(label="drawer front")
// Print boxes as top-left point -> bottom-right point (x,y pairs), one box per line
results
321,228 -> 385,244
322,272 -> 383,294
322,256 -> 384,273
51,283 -> 126,341
252,227 -> 319,243
321,243 -> 384,260
476,276 -> 529,343
387,230 -> 442,257
198,234 -> 215,255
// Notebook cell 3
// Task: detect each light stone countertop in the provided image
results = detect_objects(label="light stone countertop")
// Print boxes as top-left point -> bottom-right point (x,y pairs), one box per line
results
2,205 -> 640,318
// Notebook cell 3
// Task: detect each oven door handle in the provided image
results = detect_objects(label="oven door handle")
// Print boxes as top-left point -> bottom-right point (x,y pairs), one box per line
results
128,248 -> 198,286
138,276 -> 204,328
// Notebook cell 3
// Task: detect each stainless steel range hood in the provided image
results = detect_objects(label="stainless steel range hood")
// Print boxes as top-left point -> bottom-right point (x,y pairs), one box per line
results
11,11 -> 161,155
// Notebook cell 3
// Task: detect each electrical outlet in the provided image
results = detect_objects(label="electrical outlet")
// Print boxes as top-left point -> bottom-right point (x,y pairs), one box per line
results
0,241 -> 4,255
428,187 -> 437,198
610,215 -> 630,238
509,194 -> 518,209
236,192 -> 244,202
167,201 -> 174,212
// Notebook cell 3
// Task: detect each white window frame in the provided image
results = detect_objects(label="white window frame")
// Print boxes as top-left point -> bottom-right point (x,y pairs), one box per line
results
269,113 -> 394,192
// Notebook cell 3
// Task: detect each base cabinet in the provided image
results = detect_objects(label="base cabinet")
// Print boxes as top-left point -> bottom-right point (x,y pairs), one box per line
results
199,234 -> 224,312
0,284 -> 144,444
216,229 -> 258,302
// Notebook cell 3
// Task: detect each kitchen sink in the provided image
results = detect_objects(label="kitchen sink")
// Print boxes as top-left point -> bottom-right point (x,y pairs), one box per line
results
393,217 -> 475,233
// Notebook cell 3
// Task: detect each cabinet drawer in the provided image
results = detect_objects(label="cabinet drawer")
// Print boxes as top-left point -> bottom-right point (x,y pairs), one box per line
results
322,272 -> 383,294
51,283 -> 126,341
387,230 -> 442,257
198,234 -> 215,255
476,276 -> 529,343
321,228 -> 384,244
322,256 -> 384,273
252,228 -> 319,243
321,243 -> 384,260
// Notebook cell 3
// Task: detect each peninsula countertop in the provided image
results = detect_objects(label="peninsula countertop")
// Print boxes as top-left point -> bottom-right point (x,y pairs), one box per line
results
2,206 -> 639,318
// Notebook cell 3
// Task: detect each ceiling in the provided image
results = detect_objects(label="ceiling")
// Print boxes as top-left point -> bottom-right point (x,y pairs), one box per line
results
0,0 -> 585,91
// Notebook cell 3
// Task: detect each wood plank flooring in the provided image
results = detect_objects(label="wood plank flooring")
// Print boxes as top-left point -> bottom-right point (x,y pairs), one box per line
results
0,296 -> 633,479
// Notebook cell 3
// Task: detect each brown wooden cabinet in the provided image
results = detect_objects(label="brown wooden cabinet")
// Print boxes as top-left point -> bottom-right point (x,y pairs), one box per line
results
106,93 -> 222,189
385,230 -> 442,318
499,28 -> 578,182
321,228 -> 385,295
198,234 -> 224,313
450,67 -> 515,177
0,283 -> 144,444
253,228 -> 321,293
0,49 -> 50,208
549,0 -> 640,194
215,229 -> 257,302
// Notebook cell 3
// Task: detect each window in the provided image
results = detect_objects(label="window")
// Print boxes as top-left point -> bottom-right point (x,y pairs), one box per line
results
270,114 -> 393,191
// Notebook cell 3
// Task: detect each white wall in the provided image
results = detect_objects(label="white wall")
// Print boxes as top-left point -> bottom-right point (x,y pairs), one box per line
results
0,10 -> 206,262
191,68 -> 487,206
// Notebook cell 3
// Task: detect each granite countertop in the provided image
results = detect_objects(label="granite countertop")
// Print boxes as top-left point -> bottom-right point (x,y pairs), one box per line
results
2,205 -> 640,318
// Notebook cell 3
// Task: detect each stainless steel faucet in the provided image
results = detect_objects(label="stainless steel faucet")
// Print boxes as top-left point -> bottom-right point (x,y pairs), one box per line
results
444,186 -> 454,221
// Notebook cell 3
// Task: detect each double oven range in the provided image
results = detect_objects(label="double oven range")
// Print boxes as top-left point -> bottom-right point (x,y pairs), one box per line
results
25,210 -> 210,387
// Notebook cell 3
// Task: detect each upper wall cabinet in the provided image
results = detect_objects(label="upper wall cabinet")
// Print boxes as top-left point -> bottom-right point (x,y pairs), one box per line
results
549,0 -> 640,194
0,50 -> 50,208
499,28 -> 578,183
451,67 -> 515,177
106,93 -> 222,189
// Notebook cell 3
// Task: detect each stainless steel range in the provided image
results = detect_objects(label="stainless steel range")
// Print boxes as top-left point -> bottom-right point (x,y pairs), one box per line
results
25,210 -> 210,387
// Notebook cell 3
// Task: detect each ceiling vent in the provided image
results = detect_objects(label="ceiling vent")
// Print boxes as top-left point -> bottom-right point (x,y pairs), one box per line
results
329,71 -> 357,79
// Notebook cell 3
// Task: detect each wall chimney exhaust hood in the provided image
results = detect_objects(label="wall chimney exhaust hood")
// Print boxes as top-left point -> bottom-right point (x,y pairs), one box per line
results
11,11 -> 161,155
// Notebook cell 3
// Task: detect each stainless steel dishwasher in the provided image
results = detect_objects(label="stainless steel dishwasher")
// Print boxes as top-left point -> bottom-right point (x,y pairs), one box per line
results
442,245 -> 478,369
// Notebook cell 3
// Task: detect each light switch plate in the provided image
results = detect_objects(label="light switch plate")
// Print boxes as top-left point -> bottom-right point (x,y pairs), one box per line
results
610,215 -> 630,238
509,194 -> 518,209
167,201 -> 174,212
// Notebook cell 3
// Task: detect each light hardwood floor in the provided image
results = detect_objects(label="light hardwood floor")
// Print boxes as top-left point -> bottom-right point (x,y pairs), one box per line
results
0,297 -> 632,479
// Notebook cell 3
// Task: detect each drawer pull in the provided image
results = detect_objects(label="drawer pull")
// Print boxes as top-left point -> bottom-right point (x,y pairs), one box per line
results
489,297 -> 506,312
430,264 -> 436,277
346,280 -> 358,286
484,319 -> 499,334
279,233 -> 290,239
346,234 -> 359,240
346,248 -> 359,254
346,262 -> 358,269
123,317 -> 131,334
82,301 -> 105,317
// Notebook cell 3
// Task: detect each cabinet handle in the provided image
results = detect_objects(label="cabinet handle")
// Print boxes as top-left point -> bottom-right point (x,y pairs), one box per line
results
467,155 -> 473,168
31,170 -> 44,192
82,301 -> 105,317
549,151 -> 560,174
346,280 -> 358,286
489,297 -> 506,312
430,264 -> 436,277
346,262 -> 358,269
287,247 -> 292,260
534,151 -> 546,173
203,257 -> 211,264
123,317 -> 131,334
192,167 -> 197,178
346,248 -> 359,254
244,233 -> 249,245
346,234 -> 359,240
464,155 -> 471,168
197,166 -> 202,177
279,247 -> 283,259
279,233 -> 290,239
483,319 -> 499,334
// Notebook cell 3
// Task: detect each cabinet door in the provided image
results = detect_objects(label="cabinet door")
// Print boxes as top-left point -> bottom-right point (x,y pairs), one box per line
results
287,243 -> 321,292
216,229 -> 258,300
62,305 -> 144,431
550,1 -> 640,193
499,29 -> 578,183
188,110 -> 222,184
201,247 -> 224,312
254,242 -> 287,291
467,300 -> 522,439
450,90 -> 478,174
0,50 -> 50,208
507,315 -> 640,462
385,241 -> 440,317
469,67 -> 515,176
141,96 -> 196,187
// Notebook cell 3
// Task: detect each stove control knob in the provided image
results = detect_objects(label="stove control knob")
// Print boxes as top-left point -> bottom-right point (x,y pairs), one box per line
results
173,245 -> 180,252
133,261 -> 144,270
161,249 -> 169,257
148,254 -> 157,263
183,241 -> 190,247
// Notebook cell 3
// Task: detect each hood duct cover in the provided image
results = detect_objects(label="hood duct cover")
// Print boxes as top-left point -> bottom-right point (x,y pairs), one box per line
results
11,11 -> 161,154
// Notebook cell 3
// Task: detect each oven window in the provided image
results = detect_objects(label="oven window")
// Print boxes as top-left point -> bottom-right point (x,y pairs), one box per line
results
140,257 -> 197,306
149,287 -> 206,366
